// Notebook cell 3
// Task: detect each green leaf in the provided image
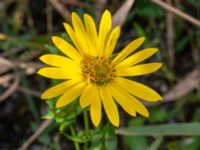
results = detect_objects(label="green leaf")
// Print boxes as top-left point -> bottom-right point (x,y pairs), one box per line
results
42,111 -> 55,119
61,33 -> 73,44
149,106 -> 169,123
105,125 -> 117,150
133,23 -> 147,37
44,44 -> 60,54
123,118 -> 148,150
175,36 -> 189,53
124,136 -> 148,150
63,132 -> 90,143
116,123 -> 200,136
148,136 -> 163,150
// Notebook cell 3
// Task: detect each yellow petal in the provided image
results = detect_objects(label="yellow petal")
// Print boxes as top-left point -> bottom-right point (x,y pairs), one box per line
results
115,48 -> 158,68
108,83 -> 136,116
39,54 -> 79,68
116,63 -> 162,76
112,37 -> 145,65
80,84 -> 97,108
37,67 -> 80,79
56,82 -> 86,107
51,36 -> 81,61
71,13 -> 93,55
100,86 -> 119,127
90,87 -> 102,127
114,77 -> 162,102
41,78 -> 82,99
84,14 -> 98,55
104,26 -> 121,57
72,12 -> 85,33
63,23 -> 88,54
98,10 -> 112,56
111,79 -> 149,117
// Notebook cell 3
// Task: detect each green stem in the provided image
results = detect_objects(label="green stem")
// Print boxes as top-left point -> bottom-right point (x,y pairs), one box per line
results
101,124 -> 106,150
83,109 -> 89,132
69,125 -> 80,150
83,109 -> 89,150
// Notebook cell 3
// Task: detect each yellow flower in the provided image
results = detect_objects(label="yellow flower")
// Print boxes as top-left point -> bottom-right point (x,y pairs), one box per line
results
37,10 -> 162,127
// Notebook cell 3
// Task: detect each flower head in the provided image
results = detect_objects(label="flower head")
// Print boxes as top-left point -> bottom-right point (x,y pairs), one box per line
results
37,10 -> 162,127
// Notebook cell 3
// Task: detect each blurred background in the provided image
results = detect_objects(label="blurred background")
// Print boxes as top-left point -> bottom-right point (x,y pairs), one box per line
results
0,0 -> 200,149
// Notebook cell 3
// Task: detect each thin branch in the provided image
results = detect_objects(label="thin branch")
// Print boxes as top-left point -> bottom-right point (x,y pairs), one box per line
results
151,0 -> 200,27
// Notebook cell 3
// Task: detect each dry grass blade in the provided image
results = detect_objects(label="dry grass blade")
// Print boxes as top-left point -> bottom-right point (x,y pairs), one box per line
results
49,0 -> 70,22
151,0 -> 200,27
0,57 -> 16,74
18,86 -> 41,98
166,0 -> 175,69
0,57 -> 44,75
0,74 -> 20,102
0,33 -> 7,40
0,57 -> 13,67
0,73 -> 41,98
145,69 -> 199,106
0,74 -> 14,85
163,69 -> 199,102
13,0 -> 28,32
18,120 -> 53,150
0,0 -> 17,3
112,0 -> 135,28
0,48 -> 25,57
62,0 -> 85,7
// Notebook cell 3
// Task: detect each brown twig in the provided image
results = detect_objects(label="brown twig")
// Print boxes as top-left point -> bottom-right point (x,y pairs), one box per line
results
151,0 -> 200,27
166,0 -> 175,69
18,120 -> 53,150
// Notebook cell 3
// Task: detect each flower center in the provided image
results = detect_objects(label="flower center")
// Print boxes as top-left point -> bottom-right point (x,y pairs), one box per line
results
81,55 -> 115,85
